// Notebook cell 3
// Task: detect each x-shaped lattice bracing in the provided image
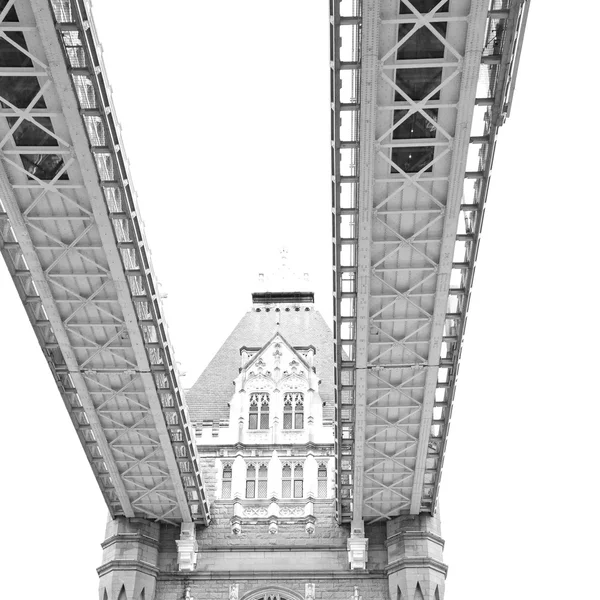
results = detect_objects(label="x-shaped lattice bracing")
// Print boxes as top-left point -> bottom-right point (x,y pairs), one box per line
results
372,226 -> 440,272
366,405 -> 423,436
369,321 -> 429,364
371,269 -> 436,322
384,0 -> 463,66
368,370 -> 425,406
378,144 -> 452,189
105,414 -> 160,448
67,327 -> 137,370
0,83 -> 70,150
0,1 -> 196,522
94,377 -> 149,412
23,217 -> 110,278
49,279 -> 121,326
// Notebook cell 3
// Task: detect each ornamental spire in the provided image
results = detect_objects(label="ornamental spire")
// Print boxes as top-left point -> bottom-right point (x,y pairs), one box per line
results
257,247 -> 310,293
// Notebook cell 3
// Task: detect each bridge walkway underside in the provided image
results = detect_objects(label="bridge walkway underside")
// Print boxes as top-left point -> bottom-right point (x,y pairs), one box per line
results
0,0 -> 209,524
330,0 -> 528,522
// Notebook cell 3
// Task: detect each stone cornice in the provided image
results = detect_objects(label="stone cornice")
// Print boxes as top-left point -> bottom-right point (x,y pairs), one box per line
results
199,442 -> 334,452
386,557 -> 448,577
386,530 -> 445,549
101,532 -> 160,550
97,560 -> 159,578
157,570 -> 387,581
196,545 -> 347,552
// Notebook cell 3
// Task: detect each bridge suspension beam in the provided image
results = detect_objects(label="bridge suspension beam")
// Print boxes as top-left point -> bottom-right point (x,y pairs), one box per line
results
331,0 -> 530,523
0,0 -> 209,524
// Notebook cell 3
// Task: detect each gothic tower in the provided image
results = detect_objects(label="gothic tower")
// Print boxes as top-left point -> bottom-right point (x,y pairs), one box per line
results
98,268 -> 447,600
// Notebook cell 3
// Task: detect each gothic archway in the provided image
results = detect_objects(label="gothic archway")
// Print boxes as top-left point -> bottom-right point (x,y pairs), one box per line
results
240,586 -> 304,600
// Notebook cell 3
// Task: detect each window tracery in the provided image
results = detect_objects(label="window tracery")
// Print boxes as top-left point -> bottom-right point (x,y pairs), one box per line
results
282,462 -> 303,498
246,463 -> 268,498
317,463 -> 328,498
283,392 -> 304,429
249,393 -> 270,430
241,587 -> 302,600
221,463 -> 233,499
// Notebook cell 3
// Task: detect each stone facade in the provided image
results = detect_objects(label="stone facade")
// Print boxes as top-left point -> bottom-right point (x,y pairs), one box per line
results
98,292 -> 446,600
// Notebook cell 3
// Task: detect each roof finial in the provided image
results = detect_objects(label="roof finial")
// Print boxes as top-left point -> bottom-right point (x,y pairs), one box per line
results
257,249 -> 310,293
280,246 -> 288,265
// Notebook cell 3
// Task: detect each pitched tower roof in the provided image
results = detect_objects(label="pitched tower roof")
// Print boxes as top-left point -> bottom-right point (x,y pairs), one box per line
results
185,293 -> 334,425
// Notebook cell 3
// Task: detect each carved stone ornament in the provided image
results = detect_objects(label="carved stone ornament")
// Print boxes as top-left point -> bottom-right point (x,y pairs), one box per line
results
229,584 -> 239,600
246,374 -> 275,391
231,517 -> 242,535
176,523 -> 198,572
279,505 -> 305,518
184,585 -> 194,600
243,506 -> 269,518
268,520 -> 279,535
250,358 -> 270,377
305,583 -> 316,600
347,535 -> 368,570
280,373 -> 307,391
284,359 -> 305,377
273,344 -> 282,367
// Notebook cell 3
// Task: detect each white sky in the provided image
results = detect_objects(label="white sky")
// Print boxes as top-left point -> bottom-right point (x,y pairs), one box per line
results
1,1 -> 599,598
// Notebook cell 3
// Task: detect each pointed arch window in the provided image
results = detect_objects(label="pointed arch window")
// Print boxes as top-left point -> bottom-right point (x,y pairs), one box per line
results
283,392 -> 304,429
221,463 -> 233,499
249,393 -> 270,430
246,463 -> 268,498
317,463 -> 328,498
282,462 -> 304,498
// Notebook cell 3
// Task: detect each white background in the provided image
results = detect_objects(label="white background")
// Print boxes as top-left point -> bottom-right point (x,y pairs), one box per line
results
1,1 -> 599,598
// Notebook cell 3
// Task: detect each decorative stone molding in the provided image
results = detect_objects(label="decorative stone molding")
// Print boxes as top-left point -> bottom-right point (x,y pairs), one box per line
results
176,522 -> 198,571
229,498 -> 317,535
279,505 -> 305,517
347,532 -> 369,569
305,583 -> 315,600
231,519 -> 242,535
229,584 -> 239,600
243,506 -> 269,518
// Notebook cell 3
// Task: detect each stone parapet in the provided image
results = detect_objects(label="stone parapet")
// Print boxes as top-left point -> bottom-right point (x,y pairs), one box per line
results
155,575 -> 388,600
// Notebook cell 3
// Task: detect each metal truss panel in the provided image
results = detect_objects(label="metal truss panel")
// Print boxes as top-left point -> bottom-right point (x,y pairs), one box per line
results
331,0 -> 530,522
0,0 -> 209,524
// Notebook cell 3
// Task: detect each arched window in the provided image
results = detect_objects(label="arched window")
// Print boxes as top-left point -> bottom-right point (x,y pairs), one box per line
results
283,392 -> 304,429
249,393 -> 270,429
222,463 -> 232,499
317,463 -> 328,498
241,586 -> 301,600
282,463 -> 303,498
246,463 -> 268,498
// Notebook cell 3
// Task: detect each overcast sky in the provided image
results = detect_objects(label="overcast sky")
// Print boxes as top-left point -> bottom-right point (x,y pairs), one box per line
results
1,1 -> 599,599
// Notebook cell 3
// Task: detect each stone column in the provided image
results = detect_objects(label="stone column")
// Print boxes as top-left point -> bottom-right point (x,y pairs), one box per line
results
97,516 -> 160,600
268,450 -> 282,498
232,454 -> 246,499
304,453 -> 318,498
386,512 -> 447,600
